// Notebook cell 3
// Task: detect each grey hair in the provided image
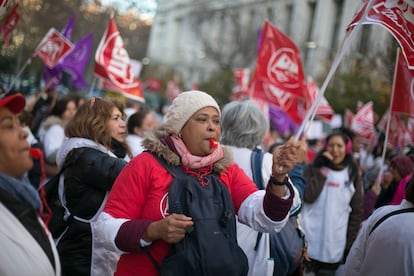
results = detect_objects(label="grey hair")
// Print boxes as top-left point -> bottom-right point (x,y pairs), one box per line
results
220,100 -> 269,149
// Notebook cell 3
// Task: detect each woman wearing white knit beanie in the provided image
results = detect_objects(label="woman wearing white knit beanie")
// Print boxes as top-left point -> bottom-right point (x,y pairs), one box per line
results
97,90 -> 306,276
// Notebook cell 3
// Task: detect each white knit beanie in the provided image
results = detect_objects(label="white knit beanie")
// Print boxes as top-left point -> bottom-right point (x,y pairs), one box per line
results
163,90 -> 221,135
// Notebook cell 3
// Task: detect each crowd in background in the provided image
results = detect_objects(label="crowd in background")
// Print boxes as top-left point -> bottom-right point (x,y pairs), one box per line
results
0,87 -> 413,276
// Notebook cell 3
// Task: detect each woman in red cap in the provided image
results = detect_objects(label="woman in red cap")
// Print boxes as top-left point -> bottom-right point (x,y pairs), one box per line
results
0,93 -> 60,275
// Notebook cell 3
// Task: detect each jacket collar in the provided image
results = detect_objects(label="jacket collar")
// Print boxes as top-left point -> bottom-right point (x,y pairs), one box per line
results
142,130 -> 233,173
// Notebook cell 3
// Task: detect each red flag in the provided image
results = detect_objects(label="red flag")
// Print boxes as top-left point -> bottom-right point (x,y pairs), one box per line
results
0,3 -> 18,45
406,117 -> 414,146
33,28 -> 73,69
251,20 -> 307,99
392,49 -> 414,116
250,79 -> 305,124
351,101 -> 376,143
306,78 -> 334,122
43,15 -> 77,89
398,122 -> 413,149
378,112 -> 413,149
347,0 -> 414,69
94,18 -> 144,102
232,68 -> 250,101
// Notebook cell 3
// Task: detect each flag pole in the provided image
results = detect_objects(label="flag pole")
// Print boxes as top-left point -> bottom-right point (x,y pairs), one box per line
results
295,25 -> 360,140
88,76 -> 98,98
294,0 -> 376,141
6,56 -> 32,93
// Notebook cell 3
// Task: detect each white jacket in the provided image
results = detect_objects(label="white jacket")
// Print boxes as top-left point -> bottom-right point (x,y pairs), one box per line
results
344,200 -> 414,276
0,203 -> 60,276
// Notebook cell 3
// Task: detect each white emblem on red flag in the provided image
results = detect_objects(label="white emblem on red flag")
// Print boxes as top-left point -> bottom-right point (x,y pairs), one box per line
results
351,101 -> 376,143
252,20 -> 307,99
34,28 -> 73,69
347,0 -> 414,68
94,18 -> 144,102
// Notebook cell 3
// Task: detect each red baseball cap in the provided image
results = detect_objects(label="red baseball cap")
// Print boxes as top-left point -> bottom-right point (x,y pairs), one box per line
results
0,93 -> 26,114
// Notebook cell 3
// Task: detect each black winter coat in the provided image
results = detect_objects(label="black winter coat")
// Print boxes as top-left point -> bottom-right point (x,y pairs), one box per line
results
56,147 -> 127,276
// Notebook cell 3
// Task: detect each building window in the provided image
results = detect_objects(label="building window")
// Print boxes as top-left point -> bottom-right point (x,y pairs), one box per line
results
358,25 -> 371,55
286,4 -> 293,36
330,0 -> 344,53
267,7 -> 273,22
304,0 -> 317,66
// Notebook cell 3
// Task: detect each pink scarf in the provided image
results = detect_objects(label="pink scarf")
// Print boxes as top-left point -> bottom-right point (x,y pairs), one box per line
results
390,174 -> 412,205
170,135 -> 223,169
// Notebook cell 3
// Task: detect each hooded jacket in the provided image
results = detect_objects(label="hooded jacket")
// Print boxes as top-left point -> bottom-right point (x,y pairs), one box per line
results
55,138 -> 127,276
97,130 -> 295,276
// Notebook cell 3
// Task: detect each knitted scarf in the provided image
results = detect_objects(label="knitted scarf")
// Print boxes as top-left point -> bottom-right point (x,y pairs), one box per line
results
169,135 -> 223,169
0,173 -> 41,210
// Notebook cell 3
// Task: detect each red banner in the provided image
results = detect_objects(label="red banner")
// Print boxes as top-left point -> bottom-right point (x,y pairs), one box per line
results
231,68 -> 250,101
94,18 -> 144,102
347,0 -> 414,69
392,49 -> 414,116
0,3 -> 18,45
351,101 -> 376,143
251,20 -> 307,100
250,79 -> 305,124
306,78 -> 334,122
33,28 -> 73,69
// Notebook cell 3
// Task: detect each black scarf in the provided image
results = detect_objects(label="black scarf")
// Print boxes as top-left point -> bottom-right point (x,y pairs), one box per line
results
110,138 -> 127,158
313,153 -> 358,181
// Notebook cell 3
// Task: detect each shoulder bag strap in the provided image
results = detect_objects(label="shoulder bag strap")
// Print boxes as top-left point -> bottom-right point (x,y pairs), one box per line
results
369,207 -> 414,236
250,148 -> 265,251
250,148 -> 265,190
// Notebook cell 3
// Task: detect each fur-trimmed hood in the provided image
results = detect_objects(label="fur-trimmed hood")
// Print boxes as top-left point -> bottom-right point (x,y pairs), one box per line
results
39,115 -> 67,131
142,130 -> 233,173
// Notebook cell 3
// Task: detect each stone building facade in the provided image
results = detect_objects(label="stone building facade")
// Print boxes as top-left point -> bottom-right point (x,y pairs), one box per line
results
147,0 -> 393,88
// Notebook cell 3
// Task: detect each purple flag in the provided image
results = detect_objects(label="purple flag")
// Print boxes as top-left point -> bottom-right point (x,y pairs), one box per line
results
43,65 -> 62,90
60,33 -> 92,88
42,14 -> 76,89
61,14 -> 76,40
42,66 -> 62,90
268,104 -> 298,136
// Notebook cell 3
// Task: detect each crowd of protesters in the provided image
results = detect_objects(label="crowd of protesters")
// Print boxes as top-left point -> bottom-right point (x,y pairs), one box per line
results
0,88 -> 413,276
